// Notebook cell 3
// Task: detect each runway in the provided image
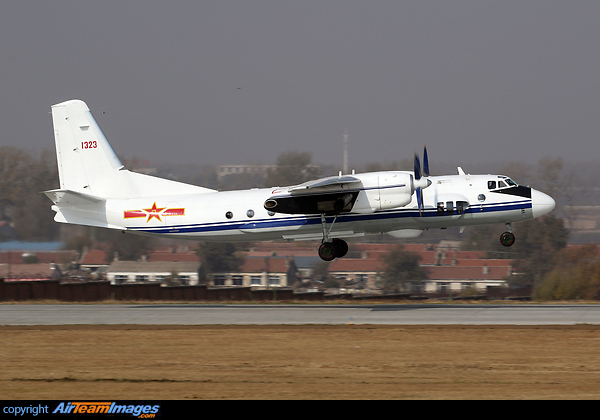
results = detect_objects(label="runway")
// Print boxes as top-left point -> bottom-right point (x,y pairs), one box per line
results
3,303 -> 600,325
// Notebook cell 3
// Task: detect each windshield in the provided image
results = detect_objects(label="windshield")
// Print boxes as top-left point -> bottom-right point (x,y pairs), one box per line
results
489,177 -> 518,190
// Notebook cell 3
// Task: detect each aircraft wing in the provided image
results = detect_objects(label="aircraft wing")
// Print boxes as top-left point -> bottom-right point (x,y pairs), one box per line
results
288,175 -> 361,193
266,175 -> 362,215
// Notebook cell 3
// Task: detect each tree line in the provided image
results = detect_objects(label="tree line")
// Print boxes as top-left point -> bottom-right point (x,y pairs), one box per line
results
0,147 -> 59,241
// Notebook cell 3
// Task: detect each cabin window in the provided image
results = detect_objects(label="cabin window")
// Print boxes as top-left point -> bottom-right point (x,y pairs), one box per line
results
225,211 -> 233,219
437,202 -> 444,216
246,209 -> 255,218
478,194 -> 486,202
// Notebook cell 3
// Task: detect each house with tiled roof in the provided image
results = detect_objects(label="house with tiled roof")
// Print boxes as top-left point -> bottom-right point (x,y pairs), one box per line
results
327,258 -> 384,290
424,265 -> 512,293
146,249 -> 200,262
209,257 -> 298,289
106,261 -> 201,285
79,248 -> 110,274
325,243 -> 512,294
0,263 -> 61,280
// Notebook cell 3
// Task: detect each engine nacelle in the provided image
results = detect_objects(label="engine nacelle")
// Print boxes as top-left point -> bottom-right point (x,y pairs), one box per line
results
352,172 -> 414,213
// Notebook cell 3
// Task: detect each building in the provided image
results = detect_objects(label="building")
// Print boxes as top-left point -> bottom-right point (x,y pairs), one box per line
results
27,240 -> 512,294
0,263 -> 60,280
209,257 -> 298,289
78,248 -> 110,279
217,164 -> 275,181
107,261 -> 201,285
327,258 -> 383,291
423,265 -> 512,293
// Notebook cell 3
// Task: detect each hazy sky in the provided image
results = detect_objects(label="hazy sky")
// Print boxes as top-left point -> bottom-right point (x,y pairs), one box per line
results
1,1 -> 599,170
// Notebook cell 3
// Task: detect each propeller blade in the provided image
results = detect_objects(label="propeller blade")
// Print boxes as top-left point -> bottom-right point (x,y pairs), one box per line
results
423,146 -> 430,177
414,153 -> 421,180
414,147 -> 431,216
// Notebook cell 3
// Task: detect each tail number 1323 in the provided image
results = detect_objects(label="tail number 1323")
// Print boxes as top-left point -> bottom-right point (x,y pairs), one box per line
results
82,141 -> 98,149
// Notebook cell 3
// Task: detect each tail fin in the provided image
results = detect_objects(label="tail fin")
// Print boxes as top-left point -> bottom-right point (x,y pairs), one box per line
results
50,100 -> 214,199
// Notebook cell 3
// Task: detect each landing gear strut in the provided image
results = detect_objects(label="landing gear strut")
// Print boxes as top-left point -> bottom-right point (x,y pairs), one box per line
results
318,214 -> 348,261
500,223 -> 515,247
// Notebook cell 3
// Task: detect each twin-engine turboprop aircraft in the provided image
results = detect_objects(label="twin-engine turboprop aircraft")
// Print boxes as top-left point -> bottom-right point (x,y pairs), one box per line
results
44,100 -> 556,261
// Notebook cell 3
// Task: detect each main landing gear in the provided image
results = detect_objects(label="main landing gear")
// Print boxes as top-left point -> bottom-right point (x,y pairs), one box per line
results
500,223 -> 516,247
318,214 -> 349,261
318,238 -> 348,261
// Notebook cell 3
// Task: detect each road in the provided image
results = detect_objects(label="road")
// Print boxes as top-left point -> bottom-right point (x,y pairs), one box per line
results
2,303 -> 600,325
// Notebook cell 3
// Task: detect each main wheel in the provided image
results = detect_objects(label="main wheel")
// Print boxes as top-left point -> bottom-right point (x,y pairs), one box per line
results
332,238 -> 348,258
500,232 -> 515,247
318,242 -> 336,261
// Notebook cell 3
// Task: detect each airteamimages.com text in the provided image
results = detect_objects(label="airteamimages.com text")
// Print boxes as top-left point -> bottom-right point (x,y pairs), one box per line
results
3,401 -> 161,417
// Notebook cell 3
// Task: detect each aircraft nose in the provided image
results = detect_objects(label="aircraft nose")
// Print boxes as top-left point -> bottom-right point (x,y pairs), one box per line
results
531,189 -> 556,218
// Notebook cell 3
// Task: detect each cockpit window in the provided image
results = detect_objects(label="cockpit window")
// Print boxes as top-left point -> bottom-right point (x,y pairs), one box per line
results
489,178 -> 517,190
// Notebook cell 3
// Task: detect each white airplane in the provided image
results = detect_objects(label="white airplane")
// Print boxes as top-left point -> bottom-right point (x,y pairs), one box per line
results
44,100 -> 556,261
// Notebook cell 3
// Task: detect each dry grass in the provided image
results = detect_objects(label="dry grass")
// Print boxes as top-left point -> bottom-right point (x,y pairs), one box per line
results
2,324 -> 600,399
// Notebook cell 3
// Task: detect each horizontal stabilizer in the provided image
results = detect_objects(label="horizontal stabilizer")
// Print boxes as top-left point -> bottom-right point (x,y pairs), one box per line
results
44,189 -> 105,206
45,189 -> 125,230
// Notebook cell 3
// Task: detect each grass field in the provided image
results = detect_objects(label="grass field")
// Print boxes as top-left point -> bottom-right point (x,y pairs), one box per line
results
2,324 -> 600,399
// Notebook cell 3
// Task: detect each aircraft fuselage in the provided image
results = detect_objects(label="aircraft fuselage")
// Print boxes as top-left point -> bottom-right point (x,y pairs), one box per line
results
100,172 -> 553,242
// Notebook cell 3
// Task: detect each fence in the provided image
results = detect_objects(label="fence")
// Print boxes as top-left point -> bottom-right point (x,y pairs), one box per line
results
0,279 -> 533,303
0,279 -> 318,302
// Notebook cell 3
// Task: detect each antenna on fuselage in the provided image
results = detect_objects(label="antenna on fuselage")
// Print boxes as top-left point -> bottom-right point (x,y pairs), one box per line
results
343,129 -> 349,175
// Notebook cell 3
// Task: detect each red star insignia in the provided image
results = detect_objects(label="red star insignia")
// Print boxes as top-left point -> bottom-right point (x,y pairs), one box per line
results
143,202 -> 166,222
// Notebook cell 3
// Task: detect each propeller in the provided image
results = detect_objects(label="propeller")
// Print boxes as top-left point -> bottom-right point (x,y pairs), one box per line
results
413,146 -> 432,215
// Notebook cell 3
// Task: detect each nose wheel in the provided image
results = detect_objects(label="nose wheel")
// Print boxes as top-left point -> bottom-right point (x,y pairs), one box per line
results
500,223 -> 515,247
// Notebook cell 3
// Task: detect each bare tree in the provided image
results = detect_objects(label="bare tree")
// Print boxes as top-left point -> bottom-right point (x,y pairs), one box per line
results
264,151 -> 321,187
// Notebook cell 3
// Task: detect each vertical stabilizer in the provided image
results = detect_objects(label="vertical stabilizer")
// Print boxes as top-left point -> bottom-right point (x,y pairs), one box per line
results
50,100 -> 215,199
52,100 -> 125,197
